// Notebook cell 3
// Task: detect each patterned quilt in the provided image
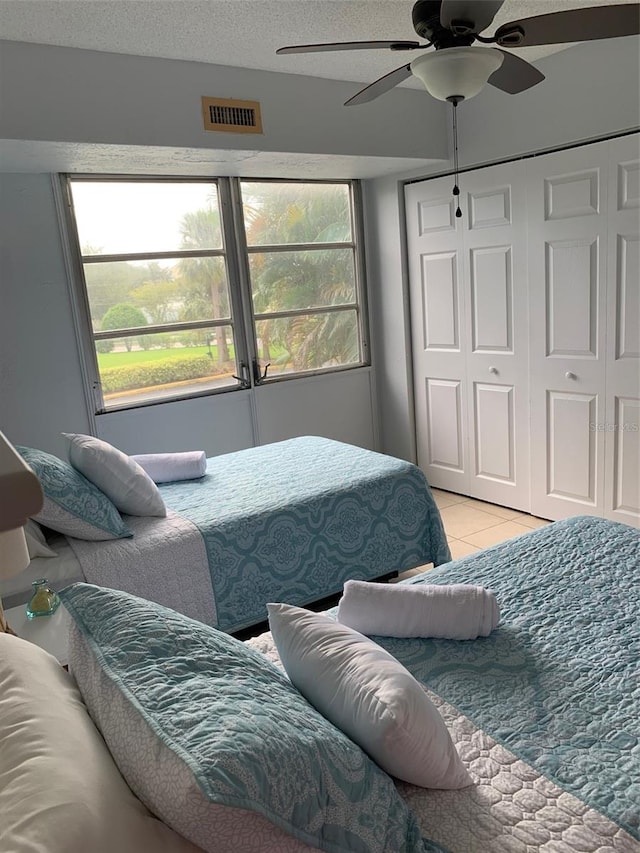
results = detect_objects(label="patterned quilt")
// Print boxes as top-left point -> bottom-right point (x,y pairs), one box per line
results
159,436 -> 450,633
248,516 -> 640,852
70,437 -> 449,635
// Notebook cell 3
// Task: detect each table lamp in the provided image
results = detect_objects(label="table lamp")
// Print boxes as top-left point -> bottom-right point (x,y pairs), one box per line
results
0,431 -> 44,633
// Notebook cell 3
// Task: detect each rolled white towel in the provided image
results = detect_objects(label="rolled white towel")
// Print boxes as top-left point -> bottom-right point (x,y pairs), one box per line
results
337,579 -> 500,640
130,451 -> 207,484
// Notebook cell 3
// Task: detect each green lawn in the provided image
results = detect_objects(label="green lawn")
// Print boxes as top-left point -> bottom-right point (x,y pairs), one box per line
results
97,344 -> 286,369
97,346 -> 234,369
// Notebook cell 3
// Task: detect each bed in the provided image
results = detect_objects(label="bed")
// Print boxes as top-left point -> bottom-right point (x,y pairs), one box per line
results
1,514 -> 637,853
249,514 -> 640,852
9,436 -> 450,634
2,514 -> 639,853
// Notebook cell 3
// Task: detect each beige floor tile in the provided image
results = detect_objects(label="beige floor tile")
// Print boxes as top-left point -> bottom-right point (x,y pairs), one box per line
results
447,539 -> 482,560
459,498 -> 529,521
461,520 -> 535,548
395,564 -> 433,582
430,489 -> 467,509
439,503 -> 505,539
517,515 -> 552,529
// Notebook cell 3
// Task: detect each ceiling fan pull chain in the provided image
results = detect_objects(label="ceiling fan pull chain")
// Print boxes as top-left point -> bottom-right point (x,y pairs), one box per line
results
450,97 -> 462,219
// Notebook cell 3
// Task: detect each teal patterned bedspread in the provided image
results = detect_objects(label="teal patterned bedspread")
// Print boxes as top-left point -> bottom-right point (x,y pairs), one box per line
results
369,516 -> 640,841
60,582 -> 429,853
159,436 -> 450,633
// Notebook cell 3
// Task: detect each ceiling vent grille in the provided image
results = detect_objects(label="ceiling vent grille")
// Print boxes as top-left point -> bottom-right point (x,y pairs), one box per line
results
201,97 -> 263,134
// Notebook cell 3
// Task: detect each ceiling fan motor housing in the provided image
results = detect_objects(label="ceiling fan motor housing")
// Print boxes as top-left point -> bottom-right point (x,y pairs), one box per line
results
412,0 -> 475,46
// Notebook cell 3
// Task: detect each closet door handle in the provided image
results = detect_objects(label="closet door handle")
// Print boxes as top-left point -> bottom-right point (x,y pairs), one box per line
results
565,371 -> 577,380
489,366 -> 498,375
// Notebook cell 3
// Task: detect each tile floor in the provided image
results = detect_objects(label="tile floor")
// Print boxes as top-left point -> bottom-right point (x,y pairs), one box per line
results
397,490 -> 552,581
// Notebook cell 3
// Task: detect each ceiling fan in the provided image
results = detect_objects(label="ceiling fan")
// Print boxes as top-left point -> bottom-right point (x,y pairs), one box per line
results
276,1 -> 640,105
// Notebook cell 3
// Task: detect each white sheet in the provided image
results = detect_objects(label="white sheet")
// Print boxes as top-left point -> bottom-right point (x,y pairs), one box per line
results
66,510 -> 217,627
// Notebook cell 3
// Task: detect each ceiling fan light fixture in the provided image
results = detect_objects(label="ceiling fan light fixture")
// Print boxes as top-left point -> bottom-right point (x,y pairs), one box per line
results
411,47 -> 504,101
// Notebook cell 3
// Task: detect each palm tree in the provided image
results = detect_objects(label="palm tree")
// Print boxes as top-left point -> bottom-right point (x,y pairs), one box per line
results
176,207 -> 231,367
243,183 -> 358,371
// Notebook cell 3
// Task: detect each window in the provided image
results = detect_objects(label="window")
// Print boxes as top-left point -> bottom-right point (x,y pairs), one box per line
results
64,177 -> 368,412
68,179 -> 237,408
241,182 -> 363,378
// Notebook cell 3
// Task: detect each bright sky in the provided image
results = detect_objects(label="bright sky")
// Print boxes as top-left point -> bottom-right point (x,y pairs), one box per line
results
70,181 -> 219,256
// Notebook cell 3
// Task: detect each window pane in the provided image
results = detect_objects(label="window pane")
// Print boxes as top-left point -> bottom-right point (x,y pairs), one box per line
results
71,182 -> 222,255
255,310 -> 361,376
241,182 -> 352,246
96,327 -> 237,406
249,249 -> 356,313
84,257 -> 230,333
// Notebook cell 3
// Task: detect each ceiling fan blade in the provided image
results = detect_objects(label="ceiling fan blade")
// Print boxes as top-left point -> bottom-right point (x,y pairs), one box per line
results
440,1 -> 505,34
488,49 -> 545,94
276,40 -> 421,55
344,64 -> 414,106
495,4 -> 640,48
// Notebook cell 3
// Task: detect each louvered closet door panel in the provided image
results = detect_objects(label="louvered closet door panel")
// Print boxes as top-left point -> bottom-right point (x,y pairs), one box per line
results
405,177 -> 469,494
462,165 -> 530,510
604,135 -> 640,527
527,143 -> 609,520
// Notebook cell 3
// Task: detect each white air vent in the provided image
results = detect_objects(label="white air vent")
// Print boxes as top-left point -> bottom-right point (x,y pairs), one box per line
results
201,97 -> 263,134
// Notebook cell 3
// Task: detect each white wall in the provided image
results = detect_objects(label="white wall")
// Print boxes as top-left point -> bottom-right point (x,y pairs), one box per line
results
95,391 -> 256,457
363,176 -> 419,463
95,370 -> 380,457
365,35 -> 640,464
0,39 -> 448,162
253,368 -> 378,450
0,173 -> 92,456
456,36 -> 640,170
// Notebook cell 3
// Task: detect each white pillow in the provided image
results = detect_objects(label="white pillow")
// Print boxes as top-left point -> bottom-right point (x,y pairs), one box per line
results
267,603 -> 472,790
0,633 -> 200,853
64,433 -> 166,518
24,519 -> 58,558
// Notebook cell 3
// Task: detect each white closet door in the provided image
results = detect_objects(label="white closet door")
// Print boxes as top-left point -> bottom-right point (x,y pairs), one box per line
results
528,143 -> 610,520
604,135 -> 640,526
405,164 -> 530,509
406,134 -> 638,524
405,177 -> 468,494
461,166 -> 530,510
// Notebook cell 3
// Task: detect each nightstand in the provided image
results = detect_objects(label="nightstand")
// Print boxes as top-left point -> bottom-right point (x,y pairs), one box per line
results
4,603 -> 71,666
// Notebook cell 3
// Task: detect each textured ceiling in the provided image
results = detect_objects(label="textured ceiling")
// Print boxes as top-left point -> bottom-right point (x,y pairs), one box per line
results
0,0 -> 635,90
